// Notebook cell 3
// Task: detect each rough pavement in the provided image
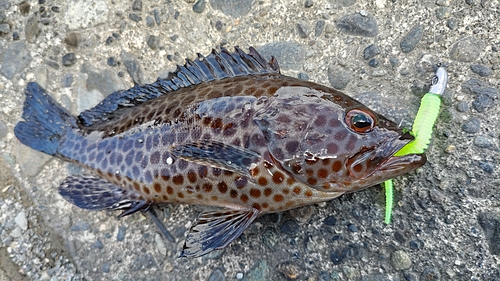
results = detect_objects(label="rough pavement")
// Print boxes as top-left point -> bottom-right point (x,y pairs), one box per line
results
0,0 -> 499,280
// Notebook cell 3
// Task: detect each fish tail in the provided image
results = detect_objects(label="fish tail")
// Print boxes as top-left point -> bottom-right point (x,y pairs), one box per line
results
14,82 -> 76,156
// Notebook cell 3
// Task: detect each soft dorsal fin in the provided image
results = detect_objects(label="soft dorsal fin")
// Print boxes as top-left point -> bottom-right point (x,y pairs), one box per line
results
78,46 -> 280,126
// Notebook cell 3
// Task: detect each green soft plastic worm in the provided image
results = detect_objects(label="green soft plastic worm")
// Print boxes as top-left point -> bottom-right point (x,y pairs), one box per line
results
383,65 -> 448,224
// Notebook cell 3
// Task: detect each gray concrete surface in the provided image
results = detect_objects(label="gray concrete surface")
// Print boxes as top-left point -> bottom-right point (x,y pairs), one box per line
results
0,0 -> 499,280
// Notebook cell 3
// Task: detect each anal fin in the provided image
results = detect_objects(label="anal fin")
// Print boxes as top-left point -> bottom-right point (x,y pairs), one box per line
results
180,208 -> 260,257
171,140 -> 260,177
58,175 -> 149,215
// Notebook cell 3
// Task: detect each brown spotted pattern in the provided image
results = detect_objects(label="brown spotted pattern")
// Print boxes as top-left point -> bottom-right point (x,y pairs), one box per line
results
58,72 -> 422,215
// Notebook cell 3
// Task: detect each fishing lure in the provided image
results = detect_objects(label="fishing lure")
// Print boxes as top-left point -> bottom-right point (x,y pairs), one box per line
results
384,65 -> 448,223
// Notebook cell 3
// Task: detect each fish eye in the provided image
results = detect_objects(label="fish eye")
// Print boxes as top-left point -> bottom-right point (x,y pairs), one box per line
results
345,109 -> 376,133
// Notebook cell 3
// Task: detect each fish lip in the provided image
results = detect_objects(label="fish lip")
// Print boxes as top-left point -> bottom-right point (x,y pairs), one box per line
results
380,152 -> 427,173
375,132 -> 426,173
346,132 -> 425,179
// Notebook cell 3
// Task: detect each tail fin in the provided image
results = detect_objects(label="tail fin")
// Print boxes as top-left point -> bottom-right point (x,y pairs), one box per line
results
14,82 -> 76,156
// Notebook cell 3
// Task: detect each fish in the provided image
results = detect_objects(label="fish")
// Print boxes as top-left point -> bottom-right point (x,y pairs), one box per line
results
14,46 -> 426,257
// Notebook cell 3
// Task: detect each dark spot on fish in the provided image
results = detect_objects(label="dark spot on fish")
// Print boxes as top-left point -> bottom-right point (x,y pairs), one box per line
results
145,171 -> 153,183
240,194 -> 249,203
223,123 -> 236,136
143,186 -> 151,195
203,117 -> 212,126
250,167 -> 259,177
162,195 -> 169,201
217,182 -> 228,194
230,189 -> 238,198
173,108 -> 182,118
314,115 -> 327,127
231,138 -> 241,147
212,168 -> 221,177
251,134 -> 266,147
223,170 -> 234,176
272,172 -> 285,184
177,159 -> 188,171
211,196 -> 218,201
125,151 -> 134,166
235,176 -> 248,189
101,158 -> 108,169
332,160 -> 343,173
202,183 -> 213,192
353,163 -> 364,173
154,183 -> 161,193
305,190 -> 313,197
273,194 -> 284,202
172,175 -> 184,185
134,182 -> 141,191
150,151 -> 161,164
132,166 -> 140,177
196,194 -> 203,199
198,166 -> 208,178
211,118 -> 223,130
293,187 -> 301,195
272,147 -> 284,160
327,143 -> 339,154
135,150 -> 143,163
162,134 -> 175,145
177,192 -> 184,198
285,141 -> 300,154
346,135 -> 357,150
306,169 -> 314,177
160,169 -> 170,181
307,177 -> 318,185
258,177 -> 268,186
187,171 -> 197,183
250,188 -> 261,198
317,169 -> 328,179
264,188 -> 272,197
140,155 -> 149,169
167,186 -> 173,195
334,131 -> 347,141
109,153 -> 116,166
252,203 -> 262,211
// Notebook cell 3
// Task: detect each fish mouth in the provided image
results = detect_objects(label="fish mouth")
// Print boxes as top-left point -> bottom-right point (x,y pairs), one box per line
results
346,132 -> 427,180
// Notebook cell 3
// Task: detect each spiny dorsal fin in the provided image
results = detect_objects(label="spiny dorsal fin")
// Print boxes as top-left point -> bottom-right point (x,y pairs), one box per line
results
78,46 -> 280,126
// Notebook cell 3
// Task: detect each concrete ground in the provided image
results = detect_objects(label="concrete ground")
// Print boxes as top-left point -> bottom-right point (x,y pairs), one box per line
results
0,0 -> 499,280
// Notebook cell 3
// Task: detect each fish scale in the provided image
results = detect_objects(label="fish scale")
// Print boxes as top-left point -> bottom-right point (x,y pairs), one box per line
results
15,46 -> 426,257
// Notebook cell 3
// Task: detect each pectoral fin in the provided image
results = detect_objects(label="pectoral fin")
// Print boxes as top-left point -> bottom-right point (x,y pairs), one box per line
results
171,140 -> 260,177
180,208 -> 260,257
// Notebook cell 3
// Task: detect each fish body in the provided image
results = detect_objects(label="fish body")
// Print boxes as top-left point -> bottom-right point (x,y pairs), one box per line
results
15,47 -> 425,257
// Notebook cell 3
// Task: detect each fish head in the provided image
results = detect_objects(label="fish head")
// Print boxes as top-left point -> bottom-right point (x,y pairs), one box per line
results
255,86 -> 426,192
